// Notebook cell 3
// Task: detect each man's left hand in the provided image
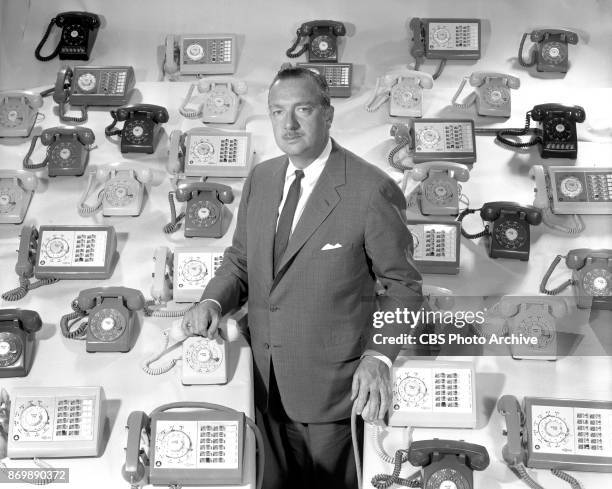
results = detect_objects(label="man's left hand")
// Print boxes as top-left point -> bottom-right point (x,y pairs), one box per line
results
350,356 -> 391,423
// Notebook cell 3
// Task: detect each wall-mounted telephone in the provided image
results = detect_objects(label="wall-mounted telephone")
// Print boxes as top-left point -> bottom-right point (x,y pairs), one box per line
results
53,66 -> 135,123
168,128 -> 253,178
78,163 -> 163,217
0,309 -> 42,378
0,91 -> 43,138
498,296 -> 570,360
105,104 -> 169,154
122,402 -> 261,487
404,162 -> 470,216
7,386 -> 105,458
296,62 -> 353,98
23,126 -> 95,176
2,224 -> 118,302
60,287 -> 144,353
540,249 -> 612,309
166,181 -> 234,238
389,119 -> 476,168
406,221 -> 461,275
286,20 -> 346,62
164,34 -> 237,78
452,72 -> 520,118
496,103 -> 585,159
365,71 -> 433,117
498,395 -> 612,489
458,202 -> 542,261
35,11 -> 100,61
531,165 -> 612,234
410,18 -> 481,79
519,29 -> 579,73
179,78 -> 247,123
0,170 -> 38,224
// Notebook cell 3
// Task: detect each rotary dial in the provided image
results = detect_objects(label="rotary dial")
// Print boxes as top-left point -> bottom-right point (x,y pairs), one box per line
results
89,308 -> 126,342
542,41 -> 567,64
188,200 -> 219,228
0,101 -> 26,128
394,374 -> 428,408
0,331 -> 23,367
583,268 -> 612,296
186,339 -> 223,373
495,220 -> 527,250
311,35 -> 336,58
123,119 -> 152,145
104,179 -> 138,207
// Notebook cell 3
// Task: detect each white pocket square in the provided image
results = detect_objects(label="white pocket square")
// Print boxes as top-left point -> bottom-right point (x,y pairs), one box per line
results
321,243 -> 342,251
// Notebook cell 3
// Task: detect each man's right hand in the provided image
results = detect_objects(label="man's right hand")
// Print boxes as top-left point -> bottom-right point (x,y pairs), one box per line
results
181,300 -> 222,339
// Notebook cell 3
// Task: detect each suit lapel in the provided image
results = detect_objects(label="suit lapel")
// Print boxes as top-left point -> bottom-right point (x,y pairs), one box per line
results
272,141 -> 346,289
261,158 -> 288,285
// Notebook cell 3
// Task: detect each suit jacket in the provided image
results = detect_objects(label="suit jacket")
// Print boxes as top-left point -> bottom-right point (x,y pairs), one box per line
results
203,140 -> 423,423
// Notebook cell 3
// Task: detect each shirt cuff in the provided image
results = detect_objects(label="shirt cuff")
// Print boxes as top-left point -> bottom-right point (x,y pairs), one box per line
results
362,349 -> 392,369
201,298 -> 222,314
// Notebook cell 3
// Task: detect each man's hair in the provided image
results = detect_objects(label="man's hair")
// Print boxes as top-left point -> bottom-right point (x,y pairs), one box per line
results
269,64 -> 331,108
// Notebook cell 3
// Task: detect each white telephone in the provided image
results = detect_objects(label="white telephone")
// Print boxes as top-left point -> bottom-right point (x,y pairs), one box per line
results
0,170 -> 38,224
365,70 -> 434,117
451,72 -> 520,117
180,78 -> 247,123
78,163 -> 164,217
164,34 -> 237,78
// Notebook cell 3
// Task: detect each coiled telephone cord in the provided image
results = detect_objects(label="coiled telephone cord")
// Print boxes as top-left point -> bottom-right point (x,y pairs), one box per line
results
163,192 -> 185,234
1,277 -> 59,302
451,77 -> 477,109
518,33 -> 537,67
34,18 -> 61,61
388,139 -> 412,171
539,255 -> 576,295
513,464 -> 545,489
144,300 -> 195,318
22,136 -> 49,170
370,449 -> 421,489
179,84 -> 203,119
141,329 -> 181,375
431,58 -> 447,80
542,208 -> 585,235
58,102 -> 88,123
456,208 -> 490,239
550,468 -> 583,489
496,111 -> 542,148
78,172 -> 104,216
59,301 -> 88,340
104,114 -> 122,137
285,30 -> 309,58
364,77 -> 390,113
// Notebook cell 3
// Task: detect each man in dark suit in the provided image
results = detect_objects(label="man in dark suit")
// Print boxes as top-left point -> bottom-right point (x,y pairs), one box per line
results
182,66 -> 423,489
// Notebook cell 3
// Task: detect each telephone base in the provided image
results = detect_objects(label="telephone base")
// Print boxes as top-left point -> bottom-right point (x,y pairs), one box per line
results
540,145 -> 577,160
297,63 -> 352,98
181,336 -> 229,385
0,190 -> 33,224
120,125 -> 162,155
0,337 -> 33,378
48,147 -> 88,177
59,31 -> 97,61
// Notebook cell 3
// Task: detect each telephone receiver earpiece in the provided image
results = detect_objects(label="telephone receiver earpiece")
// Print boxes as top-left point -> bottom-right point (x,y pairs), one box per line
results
21,173 -> 39,191
218,188 -> 234,204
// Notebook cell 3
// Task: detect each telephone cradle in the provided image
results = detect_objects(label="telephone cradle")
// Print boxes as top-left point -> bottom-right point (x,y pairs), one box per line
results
105,104 -> 169,154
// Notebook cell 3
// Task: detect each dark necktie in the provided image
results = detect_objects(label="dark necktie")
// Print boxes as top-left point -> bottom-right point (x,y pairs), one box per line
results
274,169 -> 305,276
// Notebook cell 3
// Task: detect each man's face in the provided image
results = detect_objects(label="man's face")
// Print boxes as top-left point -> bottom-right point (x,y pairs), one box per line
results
268,76 -> 334,166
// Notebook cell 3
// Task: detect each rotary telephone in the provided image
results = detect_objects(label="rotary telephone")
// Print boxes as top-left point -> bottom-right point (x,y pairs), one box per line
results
452,72 -> 520,118
458,202 -> 542,261
6,385 -> 105,458
179,78 -> 247,123
1,224 -> 118,302
389,119 -> 476,168
53,66 -> 135,123
286,20 -> 346,62
495,103 -> 585,159
105,104 -> 169,154
122,402 -> 263,488
530,165 -> 612,234
164,34 -> 237,78
168,128 -> 253,178
0,309 -> 42,378
60,286 -> 145,353
365,71 -> 434,117
0,91 -> 43,138
23,126 -> 95,176
519,29 -> 579,73
409,18 -> 482,79
165,181 -> 234,238
540,249 -> 612,309
403,162 -> 470,216
498,395 -> 612,489
0,170 -> 38,224
34,11 -> 100,61
78,163 -> 163,217
406,220 -> 461,275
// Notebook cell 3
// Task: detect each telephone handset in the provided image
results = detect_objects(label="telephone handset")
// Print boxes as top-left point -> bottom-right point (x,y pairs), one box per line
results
53,66 -> 135,123
496,103 -> 585,159
409,18 -> 481,79
168,128 -> 253,177
519,29 -> 579,73
0,90 -> 43,138
60,287 -> 144,352
286,20 -> 346,62
7,386 -> 106,458
406,220 -> 461,275
34,11 -> 100,61
389,119 -> 476,169
404,162 -> 470,216
164,34 -> 237,78
452,72 -> 520,117
458,202 -> 542,261
122,402 -> 262,488
0,170 -> 38,224
365,71 -> 433,117
0,309 -> 42,377
540,249 -> 612,309
498,395 -> 612,489
179,78 -> 247,123
78,163 -> 163,217
23,126 -> 95,176
165,181 -> 234,238
105,104 -> 169,154
1,224 -> 118,302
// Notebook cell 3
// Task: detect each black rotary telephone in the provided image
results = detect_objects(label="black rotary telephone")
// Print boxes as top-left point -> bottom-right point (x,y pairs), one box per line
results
35,11 -> 100,61
0,309 -> 42,378
286,20 -> 346,62
105,104 -> 169,154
